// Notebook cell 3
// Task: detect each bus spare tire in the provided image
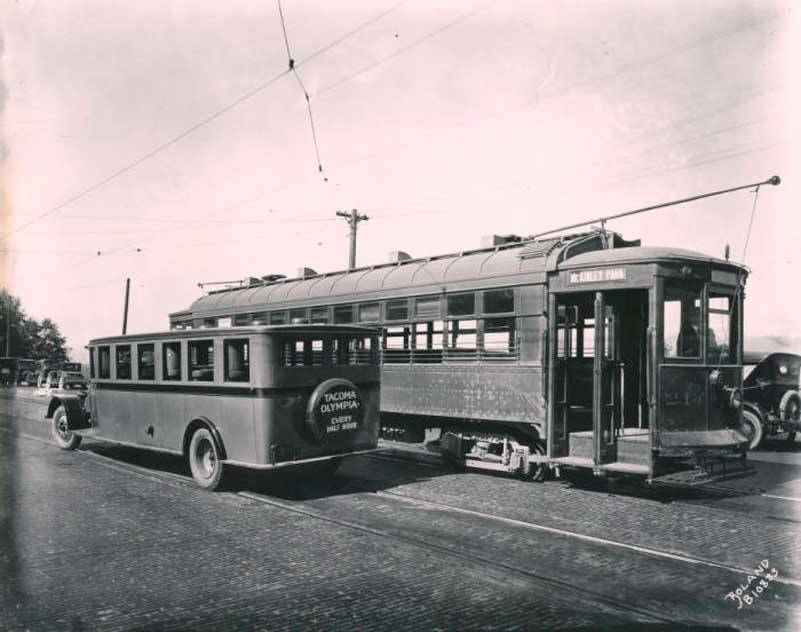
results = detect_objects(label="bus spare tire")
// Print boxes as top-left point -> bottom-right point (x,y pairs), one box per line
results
306,378 -> 364,444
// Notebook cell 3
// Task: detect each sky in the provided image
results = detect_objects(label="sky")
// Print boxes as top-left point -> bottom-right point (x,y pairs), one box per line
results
1,0 -> 799,363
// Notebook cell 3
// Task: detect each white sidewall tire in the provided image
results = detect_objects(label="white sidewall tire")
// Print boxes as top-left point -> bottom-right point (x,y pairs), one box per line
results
740,409 -> 764,450
188,427 -> 223,491
51,405 -> 81,450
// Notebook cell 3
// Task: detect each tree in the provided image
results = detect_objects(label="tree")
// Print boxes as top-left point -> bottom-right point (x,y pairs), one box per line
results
0,289 -> 71,360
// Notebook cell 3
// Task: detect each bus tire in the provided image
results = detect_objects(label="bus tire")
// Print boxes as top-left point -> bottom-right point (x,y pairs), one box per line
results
188,427 -> 224,490
51,405 -> 81,450
739,409 -> 764,450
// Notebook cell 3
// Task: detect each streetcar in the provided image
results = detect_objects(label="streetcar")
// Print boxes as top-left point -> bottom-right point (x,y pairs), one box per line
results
46,325 -> 381,490
169,228 -> 752,484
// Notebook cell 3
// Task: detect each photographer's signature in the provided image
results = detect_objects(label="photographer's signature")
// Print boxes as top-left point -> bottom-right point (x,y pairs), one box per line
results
724,559 -> 778,609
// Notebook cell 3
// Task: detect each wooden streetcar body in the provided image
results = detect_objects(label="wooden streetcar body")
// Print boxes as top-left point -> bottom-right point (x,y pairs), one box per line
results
47,325 -> 381,489
170,231 -> 750,483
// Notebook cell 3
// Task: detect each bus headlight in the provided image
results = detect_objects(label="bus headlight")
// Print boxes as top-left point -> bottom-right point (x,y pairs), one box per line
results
726,387 -> 742,410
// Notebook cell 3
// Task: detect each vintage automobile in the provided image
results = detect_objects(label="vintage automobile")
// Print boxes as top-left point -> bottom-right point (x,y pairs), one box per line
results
739,352 -> 801,449
46,370 -> 88,391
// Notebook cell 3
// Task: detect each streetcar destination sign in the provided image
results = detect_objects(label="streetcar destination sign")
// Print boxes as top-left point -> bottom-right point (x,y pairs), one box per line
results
568,267 -> 626,284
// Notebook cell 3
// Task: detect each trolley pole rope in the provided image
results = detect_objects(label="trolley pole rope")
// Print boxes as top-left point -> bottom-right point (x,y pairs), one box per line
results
532,175 -> 781,240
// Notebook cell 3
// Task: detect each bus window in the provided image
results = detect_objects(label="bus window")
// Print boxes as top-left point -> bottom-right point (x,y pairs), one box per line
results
137,344 -> 155,380
163,342 -> 181,381
224,339 -> 249,382
664,283 -> 701,359
448,319 -> 477,350
189,340 -> 214,381
116,345 -> 132,380
98,346 -> 111,378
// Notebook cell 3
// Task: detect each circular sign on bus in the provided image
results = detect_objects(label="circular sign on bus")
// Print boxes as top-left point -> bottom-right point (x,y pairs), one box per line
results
306,378 -> 364,444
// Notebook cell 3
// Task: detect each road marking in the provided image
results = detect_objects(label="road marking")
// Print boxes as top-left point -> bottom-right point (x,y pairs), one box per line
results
374,489 -> 801,589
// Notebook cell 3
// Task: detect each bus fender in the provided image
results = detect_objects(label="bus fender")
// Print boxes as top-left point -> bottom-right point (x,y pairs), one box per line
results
45,394 -> 88,429
183,417 -> 228,461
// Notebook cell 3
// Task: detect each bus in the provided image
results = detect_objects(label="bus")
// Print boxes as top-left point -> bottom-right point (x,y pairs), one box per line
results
46,325 -> 381,490
169,230 -> 749,484
0,357 -> 38,386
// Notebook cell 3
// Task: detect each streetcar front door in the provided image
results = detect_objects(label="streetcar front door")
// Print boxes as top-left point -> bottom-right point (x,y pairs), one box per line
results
551,290 -> 649,470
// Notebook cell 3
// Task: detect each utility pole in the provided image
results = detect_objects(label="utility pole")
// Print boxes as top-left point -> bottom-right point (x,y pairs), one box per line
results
5,302 -> 10,356
122,278 -> 131,335
336,209 -> 369,270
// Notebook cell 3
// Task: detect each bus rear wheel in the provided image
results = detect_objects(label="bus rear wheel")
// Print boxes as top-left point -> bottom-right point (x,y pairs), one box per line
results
51,405 -> 81,450
188,427 -> 224,490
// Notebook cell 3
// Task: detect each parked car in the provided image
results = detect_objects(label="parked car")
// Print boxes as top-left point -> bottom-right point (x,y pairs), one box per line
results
46,370 -> 88,391
739,352 -> 801,449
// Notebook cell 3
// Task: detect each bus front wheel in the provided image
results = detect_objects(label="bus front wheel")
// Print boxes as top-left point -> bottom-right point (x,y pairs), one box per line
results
188,427 -> 224,491
51,405 -> 81,450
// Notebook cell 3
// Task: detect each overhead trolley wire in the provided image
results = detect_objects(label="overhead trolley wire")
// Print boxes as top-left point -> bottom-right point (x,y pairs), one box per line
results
0,3 -> 403,244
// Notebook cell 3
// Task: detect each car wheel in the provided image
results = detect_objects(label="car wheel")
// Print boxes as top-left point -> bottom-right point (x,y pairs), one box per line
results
738,409 -> 764,450
51,405 -> 82,450
188,427 -> 224,490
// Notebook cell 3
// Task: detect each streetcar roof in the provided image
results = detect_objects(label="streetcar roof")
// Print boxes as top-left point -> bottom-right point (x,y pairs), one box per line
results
174,231 -> 619,317
557,246 -> 747,272
89,324 -> 379,345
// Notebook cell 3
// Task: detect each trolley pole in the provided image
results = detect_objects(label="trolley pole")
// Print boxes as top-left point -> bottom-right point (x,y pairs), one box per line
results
122,278 -> 130,335
336,209 -> 369,270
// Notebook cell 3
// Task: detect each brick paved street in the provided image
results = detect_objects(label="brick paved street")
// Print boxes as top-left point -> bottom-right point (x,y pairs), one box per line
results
2,389 -> 801,630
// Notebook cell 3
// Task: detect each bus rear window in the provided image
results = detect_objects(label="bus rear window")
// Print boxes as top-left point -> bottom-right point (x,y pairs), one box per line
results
281,336 -> 377,366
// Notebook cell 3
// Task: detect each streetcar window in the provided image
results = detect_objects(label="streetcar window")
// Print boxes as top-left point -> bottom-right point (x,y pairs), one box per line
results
448,319 -> 477,349
116,345 -> 132,380
163,342 -> 181,381
98,346 -> 110,379
289,308 -> 308,324
90,349 -> 96,379
708,291 -> 734,363
664,284 -> 701,359
203,318 -> 217,328
269,311 -> 288,325
415,296 -> 441,319
224,339 -> 249,382
359,303 -> 380,323
385,299 -> 409,321
137,344 -> 155,380
251,312 -> 268,325
188,340 -> 214,381
484,317 -> 515,355
483,289 -> 514,314
334,305 -> 354,324
310,307 -> 329,324
217,317 -> 232,328
383,325 -> 411,363
447,293 -> 475,317
233,313 -> 252,326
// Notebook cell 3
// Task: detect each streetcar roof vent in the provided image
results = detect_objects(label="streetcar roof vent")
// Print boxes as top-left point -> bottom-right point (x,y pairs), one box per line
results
481,234 -> 522,248
297,267 -> 318,278
388,250 -> 412,262
261,274 -> 286,283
